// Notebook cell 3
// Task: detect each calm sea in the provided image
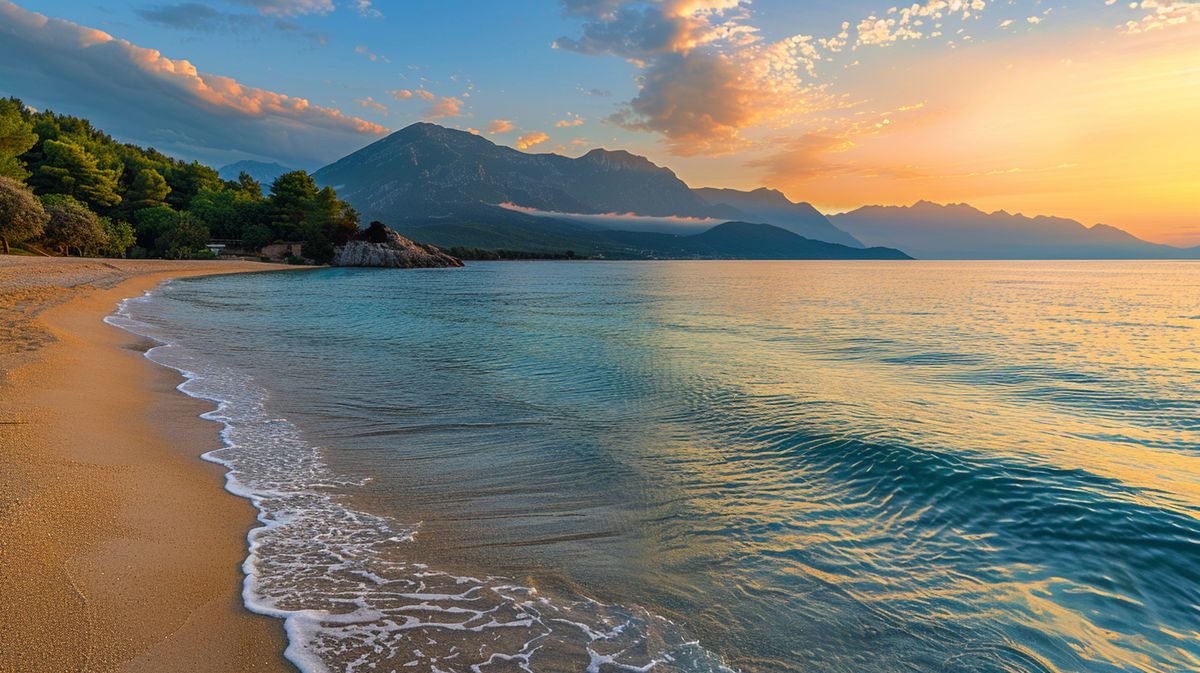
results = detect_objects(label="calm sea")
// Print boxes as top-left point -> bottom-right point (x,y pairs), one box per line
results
109,261 -> 1200,673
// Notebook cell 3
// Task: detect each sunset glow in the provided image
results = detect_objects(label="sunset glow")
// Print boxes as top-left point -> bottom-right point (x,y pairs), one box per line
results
1,0 -> 1196,243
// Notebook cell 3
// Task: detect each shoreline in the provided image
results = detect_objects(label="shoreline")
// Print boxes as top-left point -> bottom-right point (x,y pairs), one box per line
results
0,258 -> 304,673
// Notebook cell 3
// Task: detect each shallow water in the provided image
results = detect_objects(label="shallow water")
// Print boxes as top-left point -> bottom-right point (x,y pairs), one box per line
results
113,261 -> 1200,673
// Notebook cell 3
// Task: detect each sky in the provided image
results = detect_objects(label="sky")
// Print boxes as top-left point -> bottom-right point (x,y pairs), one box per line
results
0,0 -> 1196,244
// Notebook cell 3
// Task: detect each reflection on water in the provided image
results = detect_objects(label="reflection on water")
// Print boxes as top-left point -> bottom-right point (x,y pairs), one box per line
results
132,261 -> 1199,673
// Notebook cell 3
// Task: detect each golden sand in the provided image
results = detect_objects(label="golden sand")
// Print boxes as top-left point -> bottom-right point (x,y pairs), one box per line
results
0,257 -> 302,673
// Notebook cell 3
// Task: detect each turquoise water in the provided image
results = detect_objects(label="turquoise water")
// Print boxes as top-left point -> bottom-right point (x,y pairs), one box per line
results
114,261 -> 1200,673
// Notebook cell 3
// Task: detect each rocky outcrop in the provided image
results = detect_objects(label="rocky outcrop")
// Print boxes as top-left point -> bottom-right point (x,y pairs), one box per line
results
333,223 -> 463,268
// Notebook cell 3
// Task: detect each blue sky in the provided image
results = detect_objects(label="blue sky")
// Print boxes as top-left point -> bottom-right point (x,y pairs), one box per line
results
2,1 -> 1197,242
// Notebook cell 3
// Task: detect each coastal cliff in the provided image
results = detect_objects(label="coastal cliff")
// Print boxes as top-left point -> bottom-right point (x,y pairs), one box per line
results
333,222 -> 463,268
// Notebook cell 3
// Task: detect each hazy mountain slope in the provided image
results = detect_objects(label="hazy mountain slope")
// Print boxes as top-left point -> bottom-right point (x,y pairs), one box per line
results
694,187 -> 863,248
394,205 -> 623,257
394,205 -> 911,260
831,201 -> 1199,259
312,123 -> 719,222
604,222 -> 910,260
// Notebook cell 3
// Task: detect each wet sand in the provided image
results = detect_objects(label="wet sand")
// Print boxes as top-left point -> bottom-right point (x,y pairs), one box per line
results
0,258 -> 302,673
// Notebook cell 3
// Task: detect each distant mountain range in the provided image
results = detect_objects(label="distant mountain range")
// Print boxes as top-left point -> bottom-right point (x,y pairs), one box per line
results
218,160 -> 295,193
831,201 -> 1200,260
309,122 -> 1196,260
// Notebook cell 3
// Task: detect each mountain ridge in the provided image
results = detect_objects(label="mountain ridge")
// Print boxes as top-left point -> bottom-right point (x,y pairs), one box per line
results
831,201 -> 1198,259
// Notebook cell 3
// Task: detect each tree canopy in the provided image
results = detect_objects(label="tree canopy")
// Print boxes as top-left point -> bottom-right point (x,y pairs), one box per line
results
40,194 -> 107,256
0,175 -> 49,254
0,97 -> 360,259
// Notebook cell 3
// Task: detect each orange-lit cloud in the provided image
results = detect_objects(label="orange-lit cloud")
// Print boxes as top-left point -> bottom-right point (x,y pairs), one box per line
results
423,95 -> 463,119
516,131 -> 549,150
0,1 -> 385,165
742,23 -> 1200,245
555,114 -> 584,128
486,119 -> 515,134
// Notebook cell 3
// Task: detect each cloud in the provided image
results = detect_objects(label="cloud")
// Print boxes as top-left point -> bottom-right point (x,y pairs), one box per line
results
423,96 -> 463,119
555,114 -> 585,127
355,44 -> 389,63
852,1 -> 989,48
354,96 -> 388,115
136,2 -> 327,42
557,0 -> 821,155
486,119 -> 514,134
353,0 -> 381,18
1121,1 -> 1200,34
226,0 -> 333,16
415,88 -> 436,101
516,131 -> 549,150
389,89 -> 414,99
138,2 -> 225,29
0,1 -> 386,167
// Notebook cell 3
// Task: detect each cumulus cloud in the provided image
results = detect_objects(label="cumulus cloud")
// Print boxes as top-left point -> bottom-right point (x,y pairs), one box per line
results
557,0 -> 835,155
486,119 -> 515,134
423,95 -> 463,119
0,1 -> 386,166
1120,0 -> 1200,33
554,0 -> 1018,155
389,89 -> 414,99
853,1 -> 988,48
555,114 -> 585,127
516,131 -> 550,150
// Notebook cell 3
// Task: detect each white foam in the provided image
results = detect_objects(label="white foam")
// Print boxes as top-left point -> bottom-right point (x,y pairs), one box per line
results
106,285 -> 737,673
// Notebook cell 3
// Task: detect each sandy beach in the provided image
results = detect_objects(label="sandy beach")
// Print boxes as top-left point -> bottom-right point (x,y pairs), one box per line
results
0,257 -> 300,673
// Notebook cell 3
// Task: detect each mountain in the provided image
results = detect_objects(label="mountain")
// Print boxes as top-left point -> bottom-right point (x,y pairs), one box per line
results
396,205 -> 910,260
218,160 -> 295,192
604,222 -> 910,260
693,187 -> 864,248
313,122 -> 724,221
831,201 -> 1200,259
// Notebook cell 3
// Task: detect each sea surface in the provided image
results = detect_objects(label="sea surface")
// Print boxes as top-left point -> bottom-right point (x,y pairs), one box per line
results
109,261 -> 1200,673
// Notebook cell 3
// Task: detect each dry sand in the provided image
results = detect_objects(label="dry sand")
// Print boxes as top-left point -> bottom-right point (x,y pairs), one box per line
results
0,257 -> 303,673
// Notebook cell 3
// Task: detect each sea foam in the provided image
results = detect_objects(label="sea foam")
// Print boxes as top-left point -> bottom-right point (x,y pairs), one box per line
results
107,285 -> 734,673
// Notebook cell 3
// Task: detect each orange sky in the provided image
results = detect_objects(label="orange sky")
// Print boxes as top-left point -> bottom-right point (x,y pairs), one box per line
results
671,20 -> 1199,245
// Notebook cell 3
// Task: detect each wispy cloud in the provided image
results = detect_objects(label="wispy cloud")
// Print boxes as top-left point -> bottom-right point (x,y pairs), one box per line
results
226,0 -> 332,16
355,44 -> 389,63
136,2 -> 327,42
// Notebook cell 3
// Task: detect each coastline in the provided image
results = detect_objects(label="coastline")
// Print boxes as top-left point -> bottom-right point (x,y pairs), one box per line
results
0,258 -> 302,673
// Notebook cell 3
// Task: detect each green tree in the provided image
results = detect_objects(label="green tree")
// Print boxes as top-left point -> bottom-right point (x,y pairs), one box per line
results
164,161 -> 221,211
300,186 -> 359,263
133,205 -> 179,250
268,171 -> 318,240
33,138 -> 122,209
99,217 -> 136,258
0,99 -> 37,181
156,212 -> 209,259
189,187 -> 266,240
0,175 -> 49,254
243,223 -> 274,250
233,171 -> 263,197
40,194 -> 106,256
125,168 -> 170,211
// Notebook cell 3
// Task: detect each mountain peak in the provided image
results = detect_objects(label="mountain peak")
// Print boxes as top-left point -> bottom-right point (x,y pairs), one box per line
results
579,148 -> 665,172
387,122 -> 492,148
